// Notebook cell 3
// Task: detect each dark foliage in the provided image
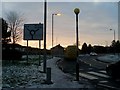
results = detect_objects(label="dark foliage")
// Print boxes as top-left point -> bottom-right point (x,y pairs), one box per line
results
2,49 -> 22,60
2,43 -> 23,60
87,44 -> 93,53
64,45 -> 77,61
1,18 -> 11,44
109,40 -> 120,54
93,46 -> 106,53
81,43 -> 88,54
81,40 -> 120,54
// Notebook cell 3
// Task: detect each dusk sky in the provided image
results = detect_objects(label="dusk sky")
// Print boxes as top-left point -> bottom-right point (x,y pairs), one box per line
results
1,0 -> 119,49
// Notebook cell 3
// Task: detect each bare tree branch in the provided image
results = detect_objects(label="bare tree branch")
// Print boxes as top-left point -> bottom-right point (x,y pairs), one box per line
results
6,11 -> 24,44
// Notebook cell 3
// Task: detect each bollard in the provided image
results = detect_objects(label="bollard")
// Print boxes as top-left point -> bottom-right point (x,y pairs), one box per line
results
76,62 -> 79,81
46,67 -> 53,84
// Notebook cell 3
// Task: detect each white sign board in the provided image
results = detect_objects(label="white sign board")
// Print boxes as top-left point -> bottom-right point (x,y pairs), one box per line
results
24,24 -> 43,40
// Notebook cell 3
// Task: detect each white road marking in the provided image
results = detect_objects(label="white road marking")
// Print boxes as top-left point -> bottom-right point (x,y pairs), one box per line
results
87,71 -> 109,78
99,81 -> 108,83
98,83 -> 118,89
79,72 -> 98,80
99,70 -> 106,74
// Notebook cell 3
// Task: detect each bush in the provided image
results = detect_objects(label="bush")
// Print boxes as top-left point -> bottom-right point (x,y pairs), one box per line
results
64,45 -> 77,61
2,49 -> 22,60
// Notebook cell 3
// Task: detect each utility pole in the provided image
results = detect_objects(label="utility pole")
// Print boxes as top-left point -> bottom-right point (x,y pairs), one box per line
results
43,0 -> 47,73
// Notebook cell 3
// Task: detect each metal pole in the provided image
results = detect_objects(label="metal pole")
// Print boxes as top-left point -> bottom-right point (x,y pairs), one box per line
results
114,30 -> 115,41
51,14 -> 54,58
27,40 -> 28,64
52,14 -> 54,48
43,0 -> 47,73
110,29 -> 116,54
76,14 -> 79,81
76,14 -> 79,54
39,40 -> 41,66
114,30 -> 116,55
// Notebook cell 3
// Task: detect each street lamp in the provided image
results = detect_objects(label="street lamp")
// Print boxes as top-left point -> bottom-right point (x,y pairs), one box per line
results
110,29 -> 116,41
43,0 -> 47,73
52,13 -> 61,48
110,29 -> 116,54
74,8 -> 80,81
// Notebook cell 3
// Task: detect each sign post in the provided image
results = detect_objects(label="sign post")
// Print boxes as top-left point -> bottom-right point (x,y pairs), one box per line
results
27,40 -> 28,64
24,24 -> 43,40
39,40 -> 41,66
24,23 -> 43,65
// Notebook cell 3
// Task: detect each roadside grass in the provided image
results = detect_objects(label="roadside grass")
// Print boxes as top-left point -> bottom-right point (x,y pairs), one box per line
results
2,55 -> 47,88
2,55 -> 43,66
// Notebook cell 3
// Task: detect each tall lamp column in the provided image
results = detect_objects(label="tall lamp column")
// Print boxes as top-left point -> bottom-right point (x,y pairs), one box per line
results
110,29 -> 116,54
74,8 -> 80,81
52,13 -> 61,48
110,29 -> 115,41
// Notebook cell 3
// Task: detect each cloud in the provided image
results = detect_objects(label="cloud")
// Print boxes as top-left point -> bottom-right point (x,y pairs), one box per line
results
2,2 -> 118,48
0,2 -> 2,17
1,0 -> 120,2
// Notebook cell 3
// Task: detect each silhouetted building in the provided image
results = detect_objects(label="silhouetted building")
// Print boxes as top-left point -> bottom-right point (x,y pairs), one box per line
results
51,44 -> 64,57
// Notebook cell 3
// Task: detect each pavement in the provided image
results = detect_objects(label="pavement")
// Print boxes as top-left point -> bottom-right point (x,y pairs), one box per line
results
39,57 -> 93,88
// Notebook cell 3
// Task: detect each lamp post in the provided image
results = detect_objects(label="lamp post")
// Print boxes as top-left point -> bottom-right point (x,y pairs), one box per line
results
110,29 -> 116,54
52,13 -> 61,48
74,8 -> 80,81
43,0 -> 47,73
110,29 -> 115,41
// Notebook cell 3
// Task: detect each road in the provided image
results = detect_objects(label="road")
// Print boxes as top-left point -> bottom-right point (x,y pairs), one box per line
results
78,55 -> 120,89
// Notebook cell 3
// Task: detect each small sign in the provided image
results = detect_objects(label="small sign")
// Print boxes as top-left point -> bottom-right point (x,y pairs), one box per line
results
24,24 -> 43,40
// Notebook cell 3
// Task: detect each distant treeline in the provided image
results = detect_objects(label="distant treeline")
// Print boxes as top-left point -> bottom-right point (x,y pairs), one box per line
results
2,43 -> 51,55
80,40 -> 120,54
2,40 -> 120,56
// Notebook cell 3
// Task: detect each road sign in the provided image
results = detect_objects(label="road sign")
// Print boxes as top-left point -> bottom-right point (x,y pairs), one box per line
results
24,24 -> 43,40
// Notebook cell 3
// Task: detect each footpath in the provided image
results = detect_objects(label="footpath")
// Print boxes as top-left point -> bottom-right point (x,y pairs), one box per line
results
37,57 -> 93,88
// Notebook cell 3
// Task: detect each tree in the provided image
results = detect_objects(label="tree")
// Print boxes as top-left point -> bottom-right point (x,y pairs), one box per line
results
87,44 -> 93,53
93,45 -> 106,53
115,40 -> 120,53
111,40 -> 116,47
1,18 -> 11,44
81,43 -> 87,54
6,11 -> 23,44
111,40 -> 117,54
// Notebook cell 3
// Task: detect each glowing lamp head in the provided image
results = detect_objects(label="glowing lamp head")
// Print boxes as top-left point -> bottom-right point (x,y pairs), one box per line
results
54,13 -> 61,16
56,13 -> 61,16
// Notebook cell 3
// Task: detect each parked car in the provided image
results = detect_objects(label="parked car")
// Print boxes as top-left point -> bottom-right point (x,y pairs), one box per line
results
106,60 -> 120,79
90,52 -> 97,56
